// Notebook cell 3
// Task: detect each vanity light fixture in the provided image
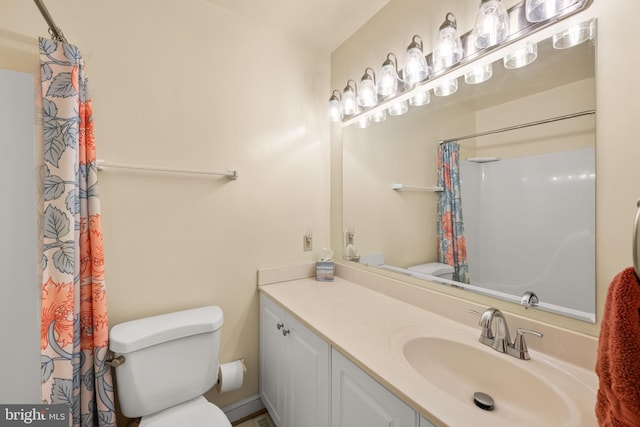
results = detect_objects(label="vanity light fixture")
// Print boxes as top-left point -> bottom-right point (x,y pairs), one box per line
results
503,41 -> 538,69
370,109 -> 387,123
402,35 -> 429,86
432,13 -> 464,72
328,90 -> 342,122
409,88 -> 431,107
465,63 -> 493,84
472,0 -> 510,49
342,79 -> 359,116
388,99 -> 409,116
356,115 -> 371,128
552,18 -> 595,49
331,0 -> 593,127
378,53 -> 400,97
358,68 -> 378,108
434,78 -> 459,97
525,0 -> 578,23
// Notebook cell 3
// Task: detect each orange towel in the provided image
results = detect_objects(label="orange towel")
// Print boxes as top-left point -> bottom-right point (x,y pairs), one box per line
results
596,267 -> 640,426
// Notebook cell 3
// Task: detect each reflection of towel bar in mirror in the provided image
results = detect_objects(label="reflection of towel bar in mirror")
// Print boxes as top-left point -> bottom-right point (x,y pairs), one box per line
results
392,183 -> 443,192
96,160 -> 238,180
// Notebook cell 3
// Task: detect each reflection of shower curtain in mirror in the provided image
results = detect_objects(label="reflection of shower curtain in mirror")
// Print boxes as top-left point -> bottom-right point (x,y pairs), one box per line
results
39,38 -> 116,426
437,141 -> 469,283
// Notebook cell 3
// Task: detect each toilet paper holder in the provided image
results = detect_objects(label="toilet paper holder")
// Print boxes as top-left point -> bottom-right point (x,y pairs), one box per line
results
216,358 -> 247,393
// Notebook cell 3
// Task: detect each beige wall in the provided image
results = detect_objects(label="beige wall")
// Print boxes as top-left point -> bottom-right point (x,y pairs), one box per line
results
475,78 -> 595,158
331,0 -> 639,337
0,0 -> 330,416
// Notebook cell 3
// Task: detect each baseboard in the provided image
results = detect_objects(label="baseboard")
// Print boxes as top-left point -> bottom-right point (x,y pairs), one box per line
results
221,393 -> 265,423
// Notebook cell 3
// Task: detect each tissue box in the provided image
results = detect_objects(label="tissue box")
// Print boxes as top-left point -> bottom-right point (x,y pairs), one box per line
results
316,261 -> 335,282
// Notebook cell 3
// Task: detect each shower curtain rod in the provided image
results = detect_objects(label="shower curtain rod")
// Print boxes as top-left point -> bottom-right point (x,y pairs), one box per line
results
33,0 -> 67,42
440,109 -> 595,144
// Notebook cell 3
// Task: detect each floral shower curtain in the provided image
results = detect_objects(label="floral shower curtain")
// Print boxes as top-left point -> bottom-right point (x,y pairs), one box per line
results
437,141 -> 469,284
39,38 -> 116,427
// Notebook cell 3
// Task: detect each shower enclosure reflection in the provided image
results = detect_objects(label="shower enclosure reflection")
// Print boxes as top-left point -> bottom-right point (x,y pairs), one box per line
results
342,30 -> 596,322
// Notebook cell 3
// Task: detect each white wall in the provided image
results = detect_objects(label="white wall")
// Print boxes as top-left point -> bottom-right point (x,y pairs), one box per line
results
0,0 -> 330,417
0,69 -> 40,403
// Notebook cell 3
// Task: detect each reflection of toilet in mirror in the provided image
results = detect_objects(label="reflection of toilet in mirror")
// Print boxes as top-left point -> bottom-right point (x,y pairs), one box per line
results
408,262 -> 455,281
109,306 -> 233,427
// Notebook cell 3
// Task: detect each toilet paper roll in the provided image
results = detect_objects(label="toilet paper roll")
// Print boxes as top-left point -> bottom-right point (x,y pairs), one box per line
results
216,359 -> 246,393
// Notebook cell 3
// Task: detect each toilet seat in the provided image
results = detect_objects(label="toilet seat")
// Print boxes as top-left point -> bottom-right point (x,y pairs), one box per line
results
139,396 -> 232,427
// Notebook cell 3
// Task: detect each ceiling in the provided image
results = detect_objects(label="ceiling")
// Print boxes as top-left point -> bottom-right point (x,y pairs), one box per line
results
202,0 -> 390,53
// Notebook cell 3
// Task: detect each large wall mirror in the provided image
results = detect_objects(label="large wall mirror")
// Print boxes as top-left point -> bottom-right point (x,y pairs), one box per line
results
342,21 -> 596,323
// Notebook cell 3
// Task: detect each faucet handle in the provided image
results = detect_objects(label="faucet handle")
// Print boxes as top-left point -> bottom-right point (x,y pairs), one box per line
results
510,328 -> 543,360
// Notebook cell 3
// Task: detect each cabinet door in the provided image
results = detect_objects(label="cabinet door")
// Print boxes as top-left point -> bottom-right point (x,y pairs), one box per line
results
332,350 -> 417,427
286,315 -> 330,427
260,294 -> 287,426
420,415 -> 437,427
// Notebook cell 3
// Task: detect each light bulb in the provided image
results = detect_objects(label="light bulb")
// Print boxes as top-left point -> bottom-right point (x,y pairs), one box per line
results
402,35 -> 429,85
410,89 -> 431,107
370,109 -> 387,123
434,78 -> 458,97
356,115 -> 370,129
388,100 -> 408,116
525,0 -> 574,23
465,63 -> 493,84
342,81 -> 359,116
328,91 -> 342,122
358,68 -> 377,108
378,54 -> 399,97
473,0 -> 510,49
552,19 -> 596,49
432,13 -> 464,72
503,41 -> 538,69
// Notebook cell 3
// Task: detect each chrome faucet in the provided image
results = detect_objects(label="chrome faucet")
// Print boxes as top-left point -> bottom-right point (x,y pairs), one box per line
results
475,308 -> 543,360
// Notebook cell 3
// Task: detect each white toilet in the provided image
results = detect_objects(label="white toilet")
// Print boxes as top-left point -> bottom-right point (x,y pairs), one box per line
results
408,262 -> 455,280
109,306 -> 232,427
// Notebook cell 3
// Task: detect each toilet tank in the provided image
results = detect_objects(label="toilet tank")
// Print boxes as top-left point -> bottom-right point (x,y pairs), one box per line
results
110,306 -> 224,418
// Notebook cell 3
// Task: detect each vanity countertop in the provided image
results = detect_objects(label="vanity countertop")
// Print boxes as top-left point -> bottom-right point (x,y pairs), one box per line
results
258,275 -> 598,427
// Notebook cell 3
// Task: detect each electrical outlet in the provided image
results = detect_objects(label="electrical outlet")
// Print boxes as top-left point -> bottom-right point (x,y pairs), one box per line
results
303,232 -> 313,251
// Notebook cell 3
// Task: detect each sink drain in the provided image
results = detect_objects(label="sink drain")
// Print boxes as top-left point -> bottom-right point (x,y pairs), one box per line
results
473,392 -> 495,411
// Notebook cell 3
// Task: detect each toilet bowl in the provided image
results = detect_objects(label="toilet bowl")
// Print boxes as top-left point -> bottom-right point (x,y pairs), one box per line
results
408,262 -> 455,280
138,396 -> 229,427
109,306 -> 232,427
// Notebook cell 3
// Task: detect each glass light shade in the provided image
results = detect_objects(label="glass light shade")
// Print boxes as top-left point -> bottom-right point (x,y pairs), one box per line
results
552,19 -> 596,49
473,0 -> 510,49
434,78 -> 458,97
525,0 -> 573,23
410,89 -> 431,107
403,47 -> 429,85
356,115 -> 370,129
388,100 -> 408,116
342,87 -> 359,116
465,63 -> 493,84
432,27 -> 464,72
328,98 -> 342,122
503,41 -> 538,69
370,109 -> 387,123
358,77 -> 377,108
378,63 -> 399,97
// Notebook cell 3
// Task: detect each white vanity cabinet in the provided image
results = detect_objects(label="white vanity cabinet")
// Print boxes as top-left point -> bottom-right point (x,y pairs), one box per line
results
420,415 -> 437,427
259,294 -> 330,427
332,349 -> 418,427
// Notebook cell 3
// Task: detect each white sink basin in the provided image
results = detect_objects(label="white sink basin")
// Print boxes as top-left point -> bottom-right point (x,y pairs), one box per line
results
403,336 -> 569,425
389,325 -> 596,427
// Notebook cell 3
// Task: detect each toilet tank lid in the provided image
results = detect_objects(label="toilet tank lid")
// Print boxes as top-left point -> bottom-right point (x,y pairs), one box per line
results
110,306 -> 224,354
408,262 -> 454,275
